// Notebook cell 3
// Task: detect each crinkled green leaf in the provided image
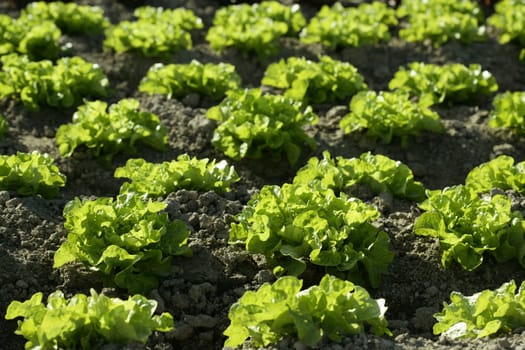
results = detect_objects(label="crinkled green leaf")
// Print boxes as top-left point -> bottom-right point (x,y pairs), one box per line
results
488,0 -> 525,47
489,91 -> 525,135
231,182 -> 393,287
115,154 -> 240,196
54,192 -> 191,293
415,185 -> 525,270
104,6 -> 202,58
434,280 -> 525,339
340,90 -> 444,146
224,275 -> 390,348
206,1 -> 305,59
300,2 -> 397,49
389,62 -> 498,105
56,98 -> 167,163
6,289 -> 174,349
0,151 -> 66,198
139,60 -> 241,100
207,88 -> 318,166
262,55 -> 367,104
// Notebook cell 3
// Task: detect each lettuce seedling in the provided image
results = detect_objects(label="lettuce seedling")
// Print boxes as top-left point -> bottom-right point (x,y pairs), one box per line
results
54,192 -> 191,293
261,55 -> 367,104
230,183 -> 393,288
465,155 -> 525,194
488,91 -> 525,134
0,15 -> 61,60
56,98 -> 167,164
340,90 -> 444,146
434,280 -> 525,339
397,0 -> 486,46
139,60 -> 241,100
224,274 -> 391,348
294,151 -> 426,202
6,289 -> 174,349
300,2 -> 397,49
104,6 -> 202,58
0,54 -> 109,110
206,88 -> 318,166
389,62 -> 498,105
414,185 -> 525,271
488,0 -> 525,59
0,151 -> 66,199
206,1 -> 306,59
115,154 -> 240,196
20,1 -> 109,36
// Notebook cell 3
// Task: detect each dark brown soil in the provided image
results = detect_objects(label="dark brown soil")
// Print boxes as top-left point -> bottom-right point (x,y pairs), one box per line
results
1,1 -> 525,349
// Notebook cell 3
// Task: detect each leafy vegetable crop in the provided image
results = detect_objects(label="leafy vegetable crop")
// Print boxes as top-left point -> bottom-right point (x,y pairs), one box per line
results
488,0 -> 525,58
339,90 -> 444,145
261,55 -> 367,104
397,0 -> 486,46
389,62 -> 498,105
0,15 -> 61,60
293,151 -> 426,201
54,192 -> 192,293
56,98 -> 167,164
0,54 -> 109,110
434,280 -> 525,339
139,60 -> 241,100
488,91 -> 525,134
300,2 -> 397,49
0,151 -> 66,199
465,155 -> 525,194
20,1 -> 109,36
224,274 -> 391,348
230,182 -> 393,287
5,289 -> 174,349
414,185 -> 525,271
206,1 -> 306,59
104,6 -> 203,58
115,154 -> 240,196
206,88 -> 318,166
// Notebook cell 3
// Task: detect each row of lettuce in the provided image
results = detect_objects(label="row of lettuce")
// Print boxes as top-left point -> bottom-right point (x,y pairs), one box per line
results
3,0 -> 525,60
4,147 -> 525,347
1,51 -> 524,167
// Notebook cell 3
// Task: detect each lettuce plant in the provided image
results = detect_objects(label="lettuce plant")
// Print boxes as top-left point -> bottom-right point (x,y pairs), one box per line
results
139,60 -> 241,100
434,280 -> 525,339
414,185 -> 525,271
261,55 -> 367,104
224,275 -> 391,348
293,151 -> 426,202
56,98 -> 167,164
206,88 -> 318,166
389,62 -> 499,105
488,91 -> 525,134
0,54 -> 109,111
230,182 -> 393,287
206,1 -> 306,59
104,6 -> 202,58
0,14 -> 61,60
115,154 -> 240,196
54,191 -> 191,293
488,0 -> 525,59
0,151 -> 66,199
465,155 -> 525,194
397,0 -> 486,46
20,1 -> 109,36
340,90 -> 444,146
5,289 -> 174,349
300,2 -> 397,49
